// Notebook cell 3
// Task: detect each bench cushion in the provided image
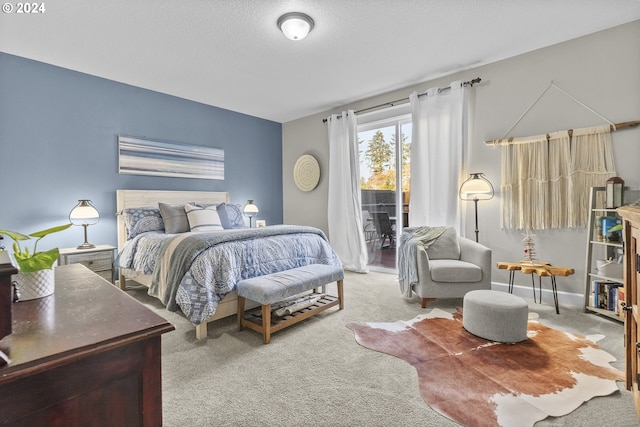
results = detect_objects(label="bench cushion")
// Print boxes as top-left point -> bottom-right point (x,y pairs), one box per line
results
237,264 -> 344,305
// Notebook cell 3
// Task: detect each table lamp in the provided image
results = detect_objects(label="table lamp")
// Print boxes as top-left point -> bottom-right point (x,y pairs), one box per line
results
69,199 -> 100,249
243,200 -> 259,228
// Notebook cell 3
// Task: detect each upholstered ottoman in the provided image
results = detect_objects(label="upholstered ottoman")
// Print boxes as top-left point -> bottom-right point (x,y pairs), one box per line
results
463,290 -> 528,343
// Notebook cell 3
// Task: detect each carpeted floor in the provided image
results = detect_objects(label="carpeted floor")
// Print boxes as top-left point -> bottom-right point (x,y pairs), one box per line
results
125,270 -> 639,427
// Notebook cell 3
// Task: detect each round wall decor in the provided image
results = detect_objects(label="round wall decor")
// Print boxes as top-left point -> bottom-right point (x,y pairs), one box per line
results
293,154 -> 320,192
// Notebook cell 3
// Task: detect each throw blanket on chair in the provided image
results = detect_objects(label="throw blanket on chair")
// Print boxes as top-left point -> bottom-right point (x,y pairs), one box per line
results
397,226 -> 447,298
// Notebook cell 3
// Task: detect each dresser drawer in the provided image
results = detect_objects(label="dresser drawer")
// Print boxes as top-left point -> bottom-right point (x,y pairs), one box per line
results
63,251 -> 113,272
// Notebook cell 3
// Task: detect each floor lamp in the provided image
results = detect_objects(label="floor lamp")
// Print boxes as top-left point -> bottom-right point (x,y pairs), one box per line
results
459,173 -> 494,242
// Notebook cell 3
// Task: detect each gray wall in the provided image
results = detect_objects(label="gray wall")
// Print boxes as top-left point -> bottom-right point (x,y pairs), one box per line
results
0,53 -> 283,251
282,20 -> 640,303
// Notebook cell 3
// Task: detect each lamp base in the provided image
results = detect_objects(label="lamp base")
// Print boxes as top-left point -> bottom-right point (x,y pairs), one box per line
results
76,224 -> 95,249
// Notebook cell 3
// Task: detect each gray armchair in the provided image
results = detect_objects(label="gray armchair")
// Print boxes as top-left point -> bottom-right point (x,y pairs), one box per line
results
412,228 -> 492,308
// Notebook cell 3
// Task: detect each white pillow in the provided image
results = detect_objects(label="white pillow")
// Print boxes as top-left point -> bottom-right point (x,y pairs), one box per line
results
426,227 -> 461,260
185,203 -> 223,232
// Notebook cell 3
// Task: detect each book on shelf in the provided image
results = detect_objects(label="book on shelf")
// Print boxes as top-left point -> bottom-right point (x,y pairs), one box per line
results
591,280 -> 623,315
617,288 -> 626,316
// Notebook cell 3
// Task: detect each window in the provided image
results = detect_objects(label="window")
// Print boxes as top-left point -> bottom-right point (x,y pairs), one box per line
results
358,113 -> 411,271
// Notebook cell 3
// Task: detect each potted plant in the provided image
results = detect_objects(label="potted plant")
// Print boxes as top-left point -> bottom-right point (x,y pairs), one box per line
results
606,223 -> 623,242
0,224 -> 71,300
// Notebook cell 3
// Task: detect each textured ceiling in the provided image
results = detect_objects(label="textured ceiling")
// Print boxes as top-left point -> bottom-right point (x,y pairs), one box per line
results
1,1 -> 639,123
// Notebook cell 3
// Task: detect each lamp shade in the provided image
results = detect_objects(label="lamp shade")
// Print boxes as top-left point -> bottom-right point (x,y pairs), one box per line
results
459,173 -> 494,201
69,200 -> 100,225
243,200 -> 259,215
277,12 -> 314,40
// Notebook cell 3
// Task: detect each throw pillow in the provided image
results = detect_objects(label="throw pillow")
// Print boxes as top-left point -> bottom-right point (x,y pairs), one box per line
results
426,226 -> 461,260
120,207 -> 164,239
216,202 -> 246,229
158,203 -> 189,234
185,203 -> 224,232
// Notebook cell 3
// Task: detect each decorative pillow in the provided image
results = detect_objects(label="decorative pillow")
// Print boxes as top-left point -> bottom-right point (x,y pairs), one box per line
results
216,203 -> 246,229
185,203 -> 224,232
158,202 -> 189,234
426,227 -> 461,260
120,207 -> 164,240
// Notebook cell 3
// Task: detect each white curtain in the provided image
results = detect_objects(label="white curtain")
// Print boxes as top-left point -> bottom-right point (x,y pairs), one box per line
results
327,110 -> 368,273
409,81 -> 465,228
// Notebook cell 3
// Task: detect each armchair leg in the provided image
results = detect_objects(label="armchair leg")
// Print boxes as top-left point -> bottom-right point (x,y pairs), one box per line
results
421,298 -> 436,308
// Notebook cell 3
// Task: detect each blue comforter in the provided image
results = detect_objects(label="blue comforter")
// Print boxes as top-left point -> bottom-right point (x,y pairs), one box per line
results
118,225 -> 341,324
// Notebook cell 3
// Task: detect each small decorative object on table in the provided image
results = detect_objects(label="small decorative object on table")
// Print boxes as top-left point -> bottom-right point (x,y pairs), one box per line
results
521,230 -> 539,265
0,224 -> 71,300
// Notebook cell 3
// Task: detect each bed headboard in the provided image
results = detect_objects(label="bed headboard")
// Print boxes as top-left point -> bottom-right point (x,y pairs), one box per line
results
116,189 -> 230,252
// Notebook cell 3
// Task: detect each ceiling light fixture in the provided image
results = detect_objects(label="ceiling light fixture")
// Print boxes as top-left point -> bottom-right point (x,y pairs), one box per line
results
277,12 -> 314,41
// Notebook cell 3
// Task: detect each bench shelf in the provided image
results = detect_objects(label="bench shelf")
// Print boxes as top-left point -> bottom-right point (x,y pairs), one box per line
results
242,293 -> 340,338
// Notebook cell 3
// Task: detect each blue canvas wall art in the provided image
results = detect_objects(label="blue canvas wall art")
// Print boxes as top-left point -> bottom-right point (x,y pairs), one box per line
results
118,136 -> 224,180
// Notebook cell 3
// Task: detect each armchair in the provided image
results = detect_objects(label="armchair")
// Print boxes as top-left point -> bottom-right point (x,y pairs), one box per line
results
412,227 -> 492,308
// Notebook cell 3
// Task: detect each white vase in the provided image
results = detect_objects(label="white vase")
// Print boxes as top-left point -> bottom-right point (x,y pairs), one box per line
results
12,269 -> 55,301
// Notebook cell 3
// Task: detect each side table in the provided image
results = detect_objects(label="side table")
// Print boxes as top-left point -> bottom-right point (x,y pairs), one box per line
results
496,261 -> 574,314
58,244 -> 116,283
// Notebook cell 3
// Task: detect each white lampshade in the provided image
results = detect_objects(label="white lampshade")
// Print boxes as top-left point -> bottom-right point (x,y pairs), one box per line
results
69,200 -> 100,225
243,200 -> 259,228
277,12 -> 314,41
459,173 -> 494,201
243,200 -> 259,215
69,199 -> 99,249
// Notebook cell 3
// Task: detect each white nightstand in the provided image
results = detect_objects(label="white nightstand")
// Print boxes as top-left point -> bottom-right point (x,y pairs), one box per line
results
58,245 -> 116,284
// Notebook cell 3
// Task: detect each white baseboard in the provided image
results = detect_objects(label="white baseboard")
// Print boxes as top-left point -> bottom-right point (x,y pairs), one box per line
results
492,281 -> 584,308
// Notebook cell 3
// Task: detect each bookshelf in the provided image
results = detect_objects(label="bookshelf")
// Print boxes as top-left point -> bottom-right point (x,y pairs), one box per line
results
583,187 -> 640,321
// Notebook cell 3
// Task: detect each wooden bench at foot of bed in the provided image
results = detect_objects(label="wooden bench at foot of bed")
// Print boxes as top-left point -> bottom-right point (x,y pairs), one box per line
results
236,264 -> 344,344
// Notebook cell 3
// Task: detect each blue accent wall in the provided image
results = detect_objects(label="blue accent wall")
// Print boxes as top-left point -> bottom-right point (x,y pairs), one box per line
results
0,52 -> 282,251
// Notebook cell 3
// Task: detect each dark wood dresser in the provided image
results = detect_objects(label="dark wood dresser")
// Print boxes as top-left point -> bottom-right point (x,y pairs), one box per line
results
0,263 -> 175,426
618,205 -> 640,419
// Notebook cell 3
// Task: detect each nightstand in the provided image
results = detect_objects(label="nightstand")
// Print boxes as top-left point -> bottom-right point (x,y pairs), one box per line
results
58,245 -> 116,283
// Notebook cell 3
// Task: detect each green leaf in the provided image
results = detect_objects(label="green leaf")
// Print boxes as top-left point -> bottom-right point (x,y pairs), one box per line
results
0,229 -> 30,241
607,224 -> 623,233
16,248 -> 60,272
1,224 -> 71,270
29,223 -> 72,238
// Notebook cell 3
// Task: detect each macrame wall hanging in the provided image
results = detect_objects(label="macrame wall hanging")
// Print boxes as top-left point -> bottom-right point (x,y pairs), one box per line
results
484,81 -> 640,230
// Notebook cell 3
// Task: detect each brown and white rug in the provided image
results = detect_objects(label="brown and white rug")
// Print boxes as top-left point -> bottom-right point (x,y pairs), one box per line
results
346,308 -> 624,427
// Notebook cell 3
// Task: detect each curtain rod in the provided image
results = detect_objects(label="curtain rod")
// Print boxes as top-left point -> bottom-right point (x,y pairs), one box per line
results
322,77 -> 481,123
484,120 -> 640,146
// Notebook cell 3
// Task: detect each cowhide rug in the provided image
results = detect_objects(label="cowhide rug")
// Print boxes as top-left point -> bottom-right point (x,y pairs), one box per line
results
346,308 -> 624,427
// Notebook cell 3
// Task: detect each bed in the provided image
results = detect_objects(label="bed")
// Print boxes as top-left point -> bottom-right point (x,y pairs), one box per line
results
116,189 -> 342,340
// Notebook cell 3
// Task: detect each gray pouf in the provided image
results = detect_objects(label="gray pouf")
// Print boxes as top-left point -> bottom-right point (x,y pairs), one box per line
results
463,290 -> 528,343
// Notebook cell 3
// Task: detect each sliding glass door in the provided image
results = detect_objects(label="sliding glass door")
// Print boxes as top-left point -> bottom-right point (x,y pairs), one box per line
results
358,115 -> 411,272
